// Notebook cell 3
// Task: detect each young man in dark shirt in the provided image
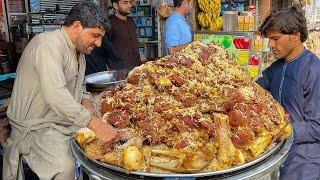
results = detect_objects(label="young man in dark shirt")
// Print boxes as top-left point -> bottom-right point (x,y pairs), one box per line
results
257,6 -> 320,180
85,35 -> 125,75
108,0 -> 141,70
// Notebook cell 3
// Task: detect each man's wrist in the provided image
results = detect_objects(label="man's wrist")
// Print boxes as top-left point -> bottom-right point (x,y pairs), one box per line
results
87,115 -> 98,131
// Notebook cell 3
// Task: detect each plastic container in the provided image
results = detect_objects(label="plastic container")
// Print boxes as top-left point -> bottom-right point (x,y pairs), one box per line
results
223,11 -> 238,32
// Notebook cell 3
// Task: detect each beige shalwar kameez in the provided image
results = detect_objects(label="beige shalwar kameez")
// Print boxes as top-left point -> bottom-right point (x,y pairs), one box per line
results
3,28 -> 92,180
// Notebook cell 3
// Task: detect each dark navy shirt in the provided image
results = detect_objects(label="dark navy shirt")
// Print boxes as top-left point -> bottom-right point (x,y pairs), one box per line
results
257,49 -> 320,179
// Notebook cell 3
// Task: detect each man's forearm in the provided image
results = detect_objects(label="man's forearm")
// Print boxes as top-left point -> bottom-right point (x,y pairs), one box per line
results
168,44 -> 188,55
82,98 -> 95,115
292,120 -> 320,144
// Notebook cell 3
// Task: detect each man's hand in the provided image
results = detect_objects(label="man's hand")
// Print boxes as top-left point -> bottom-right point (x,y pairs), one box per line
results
87,115 -> 119,144
168,43 -> 189,55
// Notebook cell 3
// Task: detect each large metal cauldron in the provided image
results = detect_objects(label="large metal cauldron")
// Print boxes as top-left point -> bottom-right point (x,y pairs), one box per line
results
71,136 -> 293,180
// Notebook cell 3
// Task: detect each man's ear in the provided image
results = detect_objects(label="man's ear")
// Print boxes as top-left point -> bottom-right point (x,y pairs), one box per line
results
112,2 -> 118,10
181,0 -> 187,7
292,32 -> 301,42
72,21 -> 83,31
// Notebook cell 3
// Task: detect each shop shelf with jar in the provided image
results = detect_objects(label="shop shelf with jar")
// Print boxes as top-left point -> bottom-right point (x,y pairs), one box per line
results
193,0 -> 272,79
1,0 -> 85,74
1,0 -> 30,73
3,0 -> 84,42
131,3 -> 159,60
26,0 -> 85,39
2,0 -> 29,42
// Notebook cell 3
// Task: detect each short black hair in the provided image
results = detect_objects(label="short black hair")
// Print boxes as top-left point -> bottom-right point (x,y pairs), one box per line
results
259,5 -> 308,42
173,0 -> 190,7
63,1 -> 110,31
111,0 -> 119,3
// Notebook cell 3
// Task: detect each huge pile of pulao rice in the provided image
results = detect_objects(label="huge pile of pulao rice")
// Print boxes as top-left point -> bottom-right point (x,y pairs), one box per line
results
76,41 -> 292,173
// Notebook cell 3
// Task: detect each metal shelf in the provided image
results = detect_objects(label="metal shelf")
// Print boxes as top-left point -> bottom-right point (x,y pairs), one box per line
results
9,13 -> 27,16
27,23 -> 62,26
131,15 -> 152,17
135,4 -> 152,6
137,25 -> 153,27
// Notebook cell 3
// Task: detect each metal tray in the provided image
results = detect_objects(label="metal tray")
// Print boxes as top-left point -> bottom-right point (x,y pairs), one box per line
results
85,70 -> 128,90
71,138 -> 284,178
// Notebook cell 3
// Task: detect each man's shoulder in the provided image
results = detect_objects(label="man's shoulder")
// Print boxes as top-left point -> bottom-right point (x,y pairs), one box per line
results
28,29 -> 65,50
108,15 -> 116,20
304,50 -> 320,67
32,29 -> 62,43
127,16 -> 134,21
165,12 -> 185,27
305,49 -> 320,60
127,16 -> 136,24
108,15 -> 118,24
166,12 -> 179,22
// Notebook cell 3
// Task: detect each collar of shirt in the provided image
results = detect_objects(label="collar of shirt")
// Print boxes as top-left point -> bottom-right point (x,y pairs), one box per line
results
112,14 -> 130,23
172,11 -> 187,22
283,47 -> 307,65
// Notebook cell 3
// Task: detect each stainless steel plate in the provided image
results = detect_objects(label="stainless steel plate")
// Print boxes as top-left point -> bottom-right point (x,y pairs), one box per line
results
85,70 -> 128,90
71,138 -> 285,178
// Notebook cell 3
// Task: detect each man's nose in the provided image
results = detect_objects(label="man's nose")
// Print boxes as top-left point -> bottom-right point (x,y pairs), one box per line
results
268,39 -> 274,48
95,38 -> 102,47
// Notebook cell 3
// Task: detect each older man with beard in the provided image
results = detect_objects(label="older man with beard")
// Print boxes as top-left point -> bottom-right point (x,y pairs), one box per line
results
3,2 -> 119,180
108,0 -> 142,70
164,0 -> 193,55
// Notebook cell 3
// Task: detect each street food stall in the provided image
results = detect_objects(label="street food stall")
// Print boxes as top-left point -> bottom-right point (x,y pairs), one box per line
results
1,1 -> 312,179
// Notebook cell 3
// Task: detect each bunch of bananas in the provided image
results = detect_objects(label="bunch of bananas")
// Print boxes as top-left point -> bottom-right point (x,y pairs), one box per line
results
293,0 -> 311,5
208,16 -> 222,31
197,0 -> 222,31
198,0 -> 220,14
198,12 -> 211,28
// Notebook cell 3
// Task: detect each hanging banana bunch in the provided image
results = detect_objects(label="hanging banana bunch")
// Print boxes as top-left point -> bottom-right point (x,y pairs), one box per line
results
197,0 -> 222,31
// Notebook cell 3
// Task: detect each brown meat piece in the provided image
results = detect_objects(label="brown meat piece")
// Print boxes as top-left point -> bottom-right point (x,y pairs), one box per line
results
136,116 -> 167,144
177,115 -> 200,129
171,88 -> 184,102
199,120 -> 215,137
198,47 -> 216,65
169,74 -> 185,87
168,55 -> 179,64
179,56 -> 194,68
231,129 -> 254,149
227,110 -> 247,127
174,139 -> 189,149
133,111 -> 148,122
127,74 -> 140,85
118,129 -> 138,141
223,88 -> 245,111
100,100 -> 115,114
182,95 -> 196,108
106,109 -> 131,129
153,97 -> 171,113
